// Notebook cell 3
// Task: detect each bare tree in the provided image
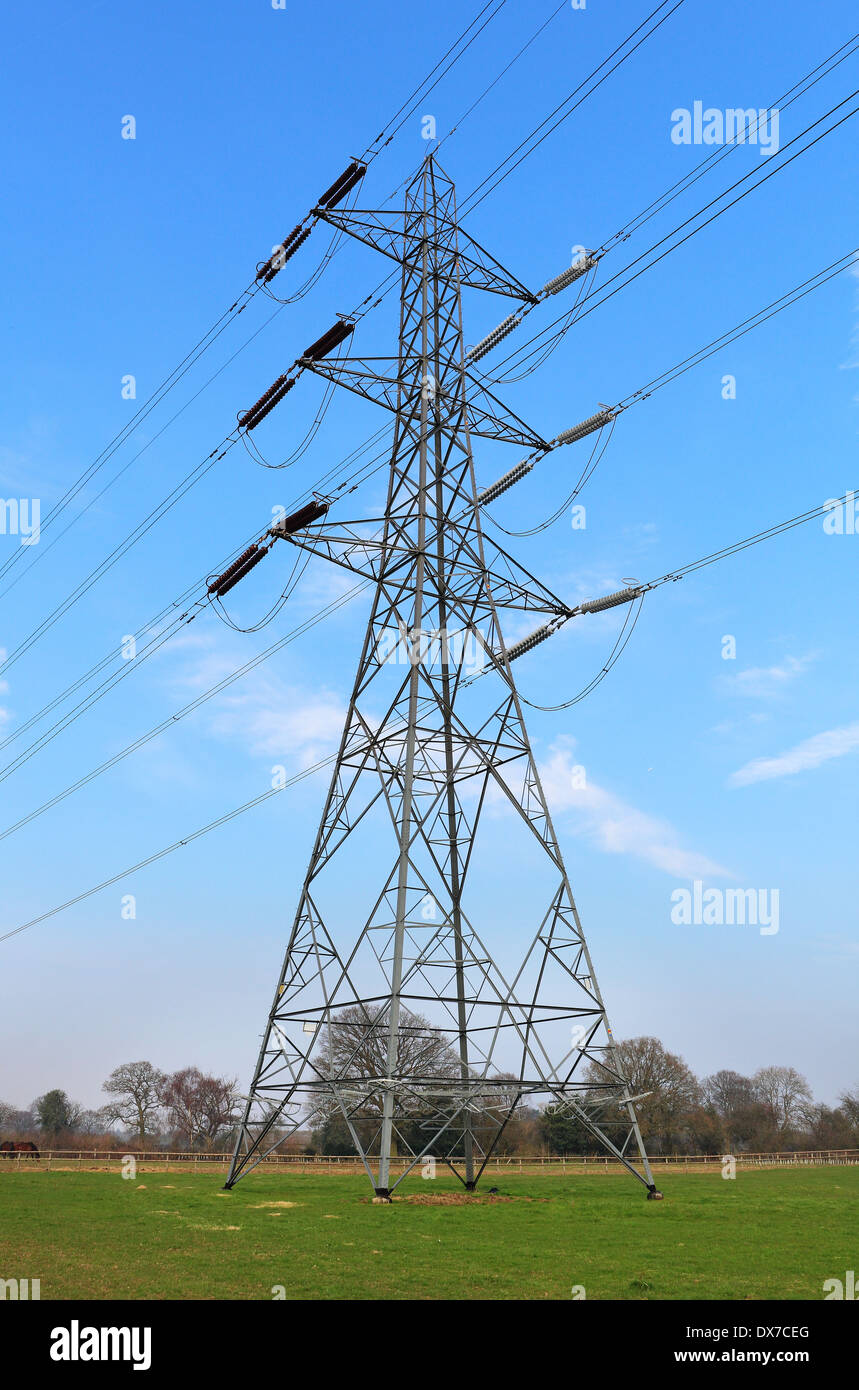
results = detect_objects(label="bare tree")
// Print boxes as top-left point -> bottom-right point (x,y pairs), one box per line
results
75,1108 -> 115,1139
159,1067 -> 238,1150
839,1085 -> 859,1129
806,1103 -> 856,1149
752,1066 -> 813,1136
586,1036 -> 701,1153
702,1069 -> 756,1117
312,1004 -> 459,1119
102,1062 -> 165,1145
159,1068 -> 204,1149
0,1101 -> 37,1138
196,1073 -> 238,1148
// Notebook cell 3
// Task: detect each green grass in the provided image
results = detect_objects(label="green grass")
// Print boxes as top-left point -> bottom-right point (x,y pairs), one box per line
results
0,1167 -> 855,1300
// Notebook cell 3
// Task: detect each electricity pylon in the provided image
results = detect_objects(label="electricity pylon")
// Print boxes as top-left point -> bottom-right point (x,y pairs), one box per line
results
225,156 -> 660,1199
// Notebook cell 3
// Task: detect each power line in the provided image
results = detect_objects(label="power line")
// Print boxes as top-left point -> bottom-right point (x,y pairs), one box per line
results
0,298 -> 296,605
486,86 -> 859,380
460,0 -> 687,214
7,234 -> 853,764
0,3 -> 692,675
0,754 -> 339,945
0,424 -> 395,755
431,1 -> 569,160
362,0 -> 510,160
7,16 -> 850,742
473,29 -> 859,385
518,594 -> 645,711
0,286 -> 260,592
477,244 -> 857,525
600,28 -> 859,251
0,0 -> 513,599
616,248 -> 859,406
0,437 -> 239,679
0,579 -> 369,839
3,479 -> 854,946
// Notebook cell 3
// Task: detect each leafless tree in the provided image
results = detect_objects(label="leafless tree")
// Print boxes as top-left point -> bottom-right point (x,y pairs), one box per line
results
839,1084 -> 859,1128
158,1067 -> 238,1150
196,1073 -> 239,1147
312,1004 -> 460,1118
102,1061 -> 165,1145
752,1066 -> 813,1136
159,1068 -> 205,1149
586,1036 -> 701,1153
702,1069 -> 756,1117
0,1101 -> 37,1138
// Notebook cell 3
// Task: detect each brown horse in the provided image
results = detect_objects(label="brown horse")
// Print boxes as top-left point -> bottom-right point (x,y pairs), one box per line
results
0,1140 -> 39,1156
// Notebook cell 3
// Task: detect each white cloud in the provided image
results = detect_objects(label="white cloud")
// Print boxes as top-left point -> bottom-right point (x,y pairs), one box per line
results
723,654 -> 813,699
206,675 -> 346,769
711,712 -> 770,735
538,743 -> 732,880
164,633 -> 347,769
729,721 -> 859,787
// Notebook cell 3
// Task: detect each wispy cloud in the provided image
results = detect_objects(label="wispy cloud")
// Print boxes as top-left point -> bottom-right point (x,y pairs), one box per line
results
206,675 -> 345,769
165,634 -> 346,769
538,743 -> 732,879
729,721 -> 859,787
722,654 -> 814,699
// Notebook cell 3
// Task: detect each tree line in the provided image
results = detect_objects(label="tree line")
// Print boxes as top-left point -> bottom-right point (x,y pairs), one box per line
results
0,1063 -> 239,1151
2,1034 -> 856,1156
534,1036 -> 859,1157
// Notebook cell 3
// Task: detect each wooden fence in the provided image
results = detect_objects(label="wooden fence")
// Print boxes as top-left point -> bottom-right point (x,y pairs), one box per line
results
2,1147 -> 857,1174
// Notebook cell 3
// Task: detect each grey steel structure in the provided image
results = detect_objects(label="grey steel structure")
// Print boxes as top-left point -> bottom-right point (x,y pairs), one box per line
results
225,157 -> 659,1199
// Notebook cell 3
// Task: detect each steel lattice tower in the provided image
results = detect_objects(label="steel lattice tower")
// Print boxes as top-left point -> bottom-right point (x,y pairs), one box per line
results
225,157 -> 659,1199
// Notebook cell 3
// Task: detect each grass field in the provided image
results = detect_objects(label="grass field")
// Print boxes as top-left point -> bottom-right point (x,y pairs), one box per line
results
1,1167 -> 855,1300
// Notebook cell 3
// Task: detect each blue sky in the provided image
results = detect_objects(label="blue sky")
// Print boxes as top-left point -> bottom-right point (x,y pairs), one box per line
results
1,0 -> 857,1114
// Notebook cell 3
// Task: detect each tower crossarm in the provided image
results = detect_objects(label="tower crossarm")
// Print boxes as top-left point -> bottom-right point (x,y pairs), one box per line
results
302,352 -> 549,450
269,497 -> 573,619
316,202 -> 536,301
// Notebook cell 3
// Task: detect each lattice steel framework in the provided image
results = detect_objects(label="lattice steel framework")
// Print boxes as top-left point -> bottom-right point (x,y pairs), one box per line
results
225,157 -> 659,1198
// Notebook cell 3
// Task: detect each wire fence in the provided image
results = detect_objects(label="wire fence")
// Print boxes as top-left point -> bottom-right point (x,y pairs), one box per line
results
1,1147 -> 857,1174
